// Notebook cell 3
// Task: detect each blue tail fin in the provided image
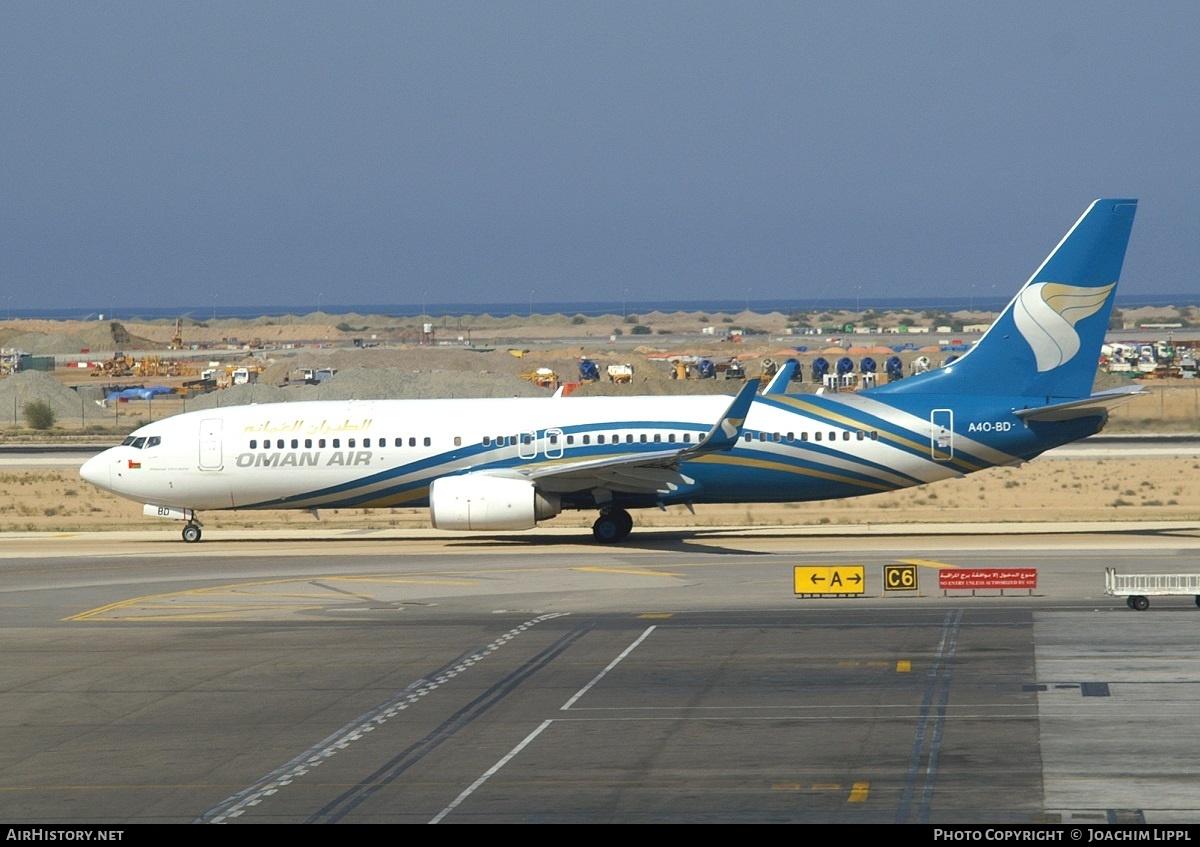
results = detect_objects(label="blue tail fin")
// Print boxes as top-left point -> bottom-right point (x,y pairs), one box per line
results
871,198 -> 1137,400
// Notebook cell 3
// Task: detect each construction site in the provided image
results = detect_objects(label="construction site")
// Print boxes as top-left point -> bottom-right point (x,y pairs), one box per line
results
1,306 -> 1199,435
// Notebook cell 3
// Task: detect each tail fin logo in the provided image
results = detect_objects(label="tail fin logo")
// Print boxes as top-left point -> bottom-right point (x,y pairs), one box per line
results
1013,282 -> 1114,372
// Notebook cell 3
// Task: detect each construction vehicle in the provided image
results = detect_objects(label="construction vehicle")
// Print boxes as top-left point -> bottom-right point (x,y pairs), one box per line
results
91,353 -> 136,377
579,359 -> 600,382
285,367 -> 338,386
724,359 -> 745,380
520,367 -> 558,388
169,318 -> 184,350
607,363 -> 634,384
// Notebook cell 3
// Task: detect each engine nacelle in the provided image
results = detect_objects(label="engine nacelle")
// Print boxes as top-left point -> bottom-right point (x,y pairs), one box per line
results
429,475 -> 561,531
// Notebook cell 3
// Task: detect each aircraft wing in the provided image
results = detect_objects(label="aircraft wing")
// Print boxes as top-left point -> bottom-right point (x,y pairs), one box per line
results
1012,385 -> 1147,422
486,379 -> 760,496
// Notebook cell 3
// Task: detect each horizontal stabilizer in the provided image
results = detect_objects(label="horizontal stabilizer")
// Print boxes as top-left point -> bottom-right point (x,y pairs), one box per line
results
1013,385 -> 1146,422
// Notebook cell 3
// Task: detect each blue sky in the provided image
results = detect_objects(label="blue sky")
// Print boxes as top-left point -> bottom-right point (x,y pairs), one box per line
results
2,2 -> 1197,312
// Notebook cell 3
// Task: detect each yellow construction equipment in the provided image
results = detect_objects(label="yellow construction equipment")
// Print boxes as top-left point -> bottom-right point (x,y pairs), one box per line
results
519,367 -> 558,388
169,317 -> 184,350
91,354 -> 136,377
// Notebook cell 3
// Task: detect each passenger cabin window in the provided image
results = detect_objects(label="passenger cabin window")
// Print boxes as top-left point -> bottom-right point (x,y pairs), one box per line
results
454,436 -> 462,447
423,437 -> 431,447
333,439 -> 340,448
250,439 -> 257,449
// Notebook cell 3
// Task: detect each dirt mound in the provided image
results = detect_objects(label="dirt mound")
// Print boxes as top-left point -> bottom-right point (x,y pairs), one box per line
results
0,371 -> 108,426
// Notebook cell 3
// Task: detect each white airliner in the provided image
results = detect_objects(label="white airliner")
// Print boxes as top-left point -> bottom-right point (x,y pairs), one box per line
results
81,199 -> 1141,543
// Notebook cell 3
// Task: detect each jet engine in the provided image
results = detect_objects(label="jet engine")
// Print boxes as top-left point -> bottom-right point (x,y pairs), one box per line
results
429,475 -> 562,531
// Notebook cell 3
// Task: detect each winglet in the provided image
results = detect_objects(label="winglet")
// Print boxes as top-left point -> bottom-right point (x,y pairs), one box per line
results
687,378 -> 760,454
761,361 -> 797,395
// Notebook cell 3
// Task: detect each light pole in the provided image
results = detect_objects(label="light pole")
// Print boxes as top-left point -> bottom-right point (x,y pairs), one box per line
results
529,288 -> 535,318
622,287 -> 628,319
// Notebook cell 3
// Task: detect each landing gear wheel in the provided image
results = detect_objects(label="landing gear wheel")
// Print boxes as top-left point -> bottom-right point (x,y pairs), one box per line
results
592,508 -> 633,544
182,523 -> 202,543
1126,597 -> 1136,609
1195,596 -> 1200,608
1131,595 -> 1149,612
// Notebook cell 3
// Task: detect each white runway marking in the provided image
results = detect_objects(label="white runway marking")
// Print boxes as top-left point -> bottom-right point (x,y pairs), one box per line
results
196,612 -> 569,824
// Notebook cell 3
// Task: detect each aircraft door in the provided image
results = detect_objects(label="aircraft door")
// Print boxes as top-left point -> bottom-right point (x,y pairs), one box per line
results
543,428 -> 564,459
930,409 -> 953,462
518,430 -> 538,460
199,418 -> 223,471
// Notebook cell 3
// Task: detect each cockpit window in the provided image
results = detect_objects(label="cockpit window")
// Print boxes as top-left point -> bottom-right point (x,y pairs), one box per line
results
147,436 -> 161,448
131,437 -> 147,449
121,436 -> 136,446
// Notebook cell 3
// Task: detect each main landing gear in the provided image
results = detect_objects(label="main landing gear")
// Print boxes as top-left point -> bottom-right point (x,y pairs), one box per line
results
592,507 -> 633,544
182,522 -> 202,543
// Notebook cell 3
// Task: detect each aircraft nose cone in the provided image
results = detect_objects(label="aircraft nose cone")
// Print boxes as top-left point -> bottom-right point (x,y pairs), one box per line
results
79,453 -> 111,491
